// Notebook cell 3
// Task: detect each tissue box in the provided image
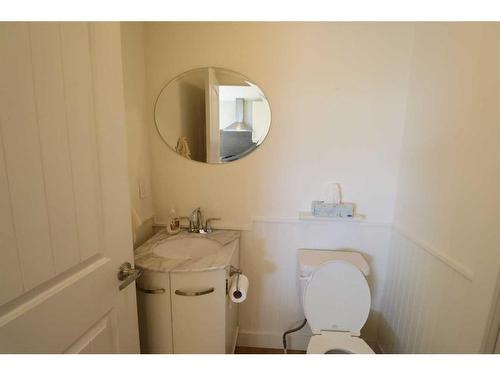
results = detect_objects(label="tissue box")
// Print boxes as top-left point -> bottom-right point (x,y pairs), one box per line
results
311,201 -> 354,218
311,201 -> 339,217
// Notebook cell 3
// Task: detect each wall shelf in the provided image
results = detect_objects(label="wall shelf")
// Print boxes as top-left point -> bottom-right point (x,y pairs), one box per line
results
298,211 -> 366,223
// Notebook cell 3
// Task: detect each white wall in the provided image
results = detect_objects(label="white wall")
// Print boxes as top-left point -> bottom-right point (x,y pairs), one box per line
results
143,22 -> 415,348
219,100 -> 236,129
121,23 -> 154,246
378,23 -> 500,353
145,23 -> 414,227
252,100 -> 270,144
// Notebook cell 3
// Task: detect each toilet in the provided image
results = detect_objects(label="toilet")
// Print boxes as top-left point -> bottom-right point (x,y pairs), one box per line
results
298,249 -> 374,354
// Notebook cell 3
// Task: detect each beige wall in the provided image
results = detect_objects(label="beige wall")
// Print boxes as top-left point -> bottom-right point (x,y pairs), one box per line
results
121,23 -> 154,246
144,22 -> 414,227
379,23 -> 500,353
141,22 -> 414,347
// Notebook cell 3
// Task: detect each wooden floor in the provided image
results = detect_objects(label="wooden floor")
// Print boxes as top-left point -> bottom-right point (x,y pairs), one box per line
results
235,342 -> 381,354
235,346 -> 305,354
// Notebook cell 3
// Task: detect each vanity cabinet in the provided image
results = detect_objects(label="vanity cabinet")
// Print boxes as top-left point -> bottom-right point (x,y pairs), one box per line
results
136,271 -> 173,353
170,269 -> 226,353
136,238 -> 239,354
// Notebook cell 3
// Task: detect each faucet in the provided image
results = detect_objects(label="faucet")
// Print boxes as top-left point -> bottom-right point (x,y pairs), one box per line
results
184,207 -> 221,233
188,207 -> 203,233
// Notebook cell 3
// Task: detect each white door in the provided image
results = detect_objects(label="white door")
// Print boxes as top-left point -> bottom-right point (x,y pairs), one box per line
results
205,67 -> 220,163
0,22 -> 140,353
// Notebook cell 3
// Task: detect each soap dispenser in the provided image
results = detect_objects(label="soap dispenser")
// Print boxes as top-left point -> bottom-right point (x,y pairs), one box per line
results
166,206 -> 181,235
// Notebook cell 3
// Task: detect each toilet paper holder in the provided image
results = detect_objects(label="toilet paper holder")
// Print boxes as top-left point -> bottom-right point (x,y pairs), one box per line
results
229,266 -> 242,276
227,266 -> 242,295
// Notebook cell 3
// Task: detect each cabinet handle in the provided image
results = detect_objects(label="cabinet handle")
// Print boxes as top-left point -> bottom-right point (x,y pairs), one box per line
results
175,287 -> 215,296
137,286 -> 166,294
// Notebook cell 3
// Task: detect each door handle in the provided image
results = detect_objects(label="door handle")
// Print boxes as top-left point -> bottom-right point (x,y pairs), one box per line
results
117,262 -> 143,291
174,287 -> 215,296
137,286 -> 166,294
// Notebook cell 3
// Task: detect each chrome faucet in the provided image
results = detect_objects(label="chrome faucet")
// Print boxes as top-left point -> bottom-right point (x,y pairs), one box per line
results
184,207 -> 221,233
188,207 -> 203,233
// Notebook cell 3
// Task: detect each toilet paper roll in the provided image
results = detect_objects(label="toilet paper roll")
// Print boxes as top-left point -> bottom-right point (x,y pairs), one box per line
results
230,274 -> 249,303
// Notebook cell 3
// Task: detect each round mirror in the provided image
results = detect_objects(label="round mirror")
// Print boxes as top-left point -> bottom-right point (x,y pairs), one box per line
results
154,67 -> 271,164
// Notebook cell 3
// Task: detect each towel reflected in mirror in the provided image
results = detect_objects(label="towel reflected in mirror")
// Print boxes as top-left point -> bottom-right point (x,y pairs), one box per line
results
175,136 -> 191,159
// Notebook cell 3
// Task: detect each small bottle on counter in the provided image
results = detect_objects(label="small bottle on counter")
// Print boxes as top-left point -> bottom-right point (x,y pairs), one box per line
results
166,206 -> 181,235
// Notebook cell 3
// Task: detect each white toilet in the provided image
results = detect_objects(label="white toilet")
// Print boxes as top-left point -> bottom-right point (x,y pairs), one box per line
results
298,249 -> 374,354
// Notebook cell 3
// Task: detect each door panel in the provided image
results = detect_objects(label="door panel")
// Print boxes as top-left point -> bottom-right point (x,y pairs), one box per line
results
30,22 -> 81,274
0,128 -> 24,305
0,256 -> 112,353
59,22 -> 102,262
205,67 -> 220,163
0,22 -> 139,353
0,22 -> 55,292
65,312 -> 118,354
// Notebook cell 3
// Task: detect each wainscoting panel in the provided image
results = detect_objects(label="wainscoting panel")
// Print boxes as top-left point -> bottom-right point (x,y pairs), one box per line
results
0,22 -> 103,303
237,219 -> 391,350
378,228 -> 472,353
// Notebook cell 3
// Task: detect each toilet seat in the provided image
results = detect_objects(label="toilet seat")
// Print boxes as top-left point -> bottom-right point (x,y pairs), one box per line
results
307,331 -> 374,354
303,260 -> 371,334
302,260 -> 374,354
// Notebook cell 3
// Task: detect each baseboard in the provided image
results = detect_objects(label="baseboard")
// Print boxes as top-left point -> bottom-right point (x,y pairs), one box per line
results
236,330 -> 311,351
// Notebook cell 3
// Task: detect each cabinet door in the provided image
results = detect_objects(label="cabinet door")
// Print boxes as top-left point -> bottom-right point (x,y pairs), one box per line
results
136,271 -> 173,353
171,270 -> 225,353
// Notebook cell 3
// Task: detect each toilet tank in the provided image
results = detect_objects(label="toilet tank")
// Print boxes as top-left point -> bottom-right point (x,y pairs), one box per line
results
297,249 -> 370,307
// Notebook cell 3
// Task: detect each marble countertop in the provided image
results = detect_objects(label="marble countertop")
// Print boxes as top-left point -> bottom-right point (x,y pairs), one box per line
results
134,229 -> 240,273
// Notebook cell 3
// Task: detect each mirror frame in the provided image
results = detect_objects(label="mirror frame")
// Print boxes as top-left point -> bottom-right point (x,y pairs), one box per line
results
153,66 -> 272,165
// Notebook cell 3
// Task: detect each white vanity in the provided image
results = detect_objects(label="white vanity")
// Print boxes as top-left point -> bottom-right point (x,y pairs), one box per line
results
134,230 -> 240,354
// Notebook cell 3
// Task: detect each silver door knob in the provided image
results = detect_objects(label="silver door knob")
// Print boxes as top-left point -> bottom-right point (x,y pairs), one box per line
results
117,262 -> 143,291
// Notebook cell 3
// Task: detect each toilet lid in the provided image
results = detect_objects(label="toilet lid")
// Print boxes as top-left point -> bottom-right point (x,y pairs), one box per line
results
303,260 -> 371,334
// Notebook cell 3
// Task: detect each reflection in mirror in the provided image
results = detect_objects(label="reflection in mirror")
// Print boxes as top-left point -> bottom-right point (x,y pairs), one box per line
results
154,67 -> 271,164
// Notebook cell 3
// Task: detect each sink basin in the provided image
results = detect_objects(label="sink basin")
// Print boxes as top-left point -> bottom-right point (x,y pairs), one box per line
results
153,236 -> 222,260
